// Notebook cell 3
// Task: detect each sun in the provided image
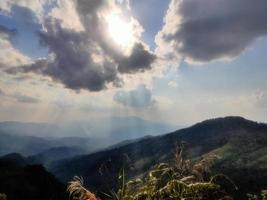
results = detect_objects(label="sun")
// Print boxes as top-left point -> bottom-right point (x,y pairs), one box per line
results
106,13 -> 135,48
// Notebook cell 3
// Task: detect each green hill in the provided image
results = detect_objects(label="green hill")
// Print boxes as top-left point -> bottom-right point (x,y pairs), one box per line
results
50,116 -> 267,199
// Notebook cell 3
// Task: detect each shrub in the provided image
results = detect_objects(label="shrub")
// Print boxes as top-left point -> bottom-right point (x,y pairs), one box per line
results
68,176 -> 98,200
0,194 -> 7,200
67,143 -> 235,200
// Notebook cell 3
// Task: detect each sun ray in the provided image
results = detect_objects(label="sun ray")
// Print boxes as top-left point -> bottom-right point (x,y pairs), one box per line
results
106,13 -> 135,49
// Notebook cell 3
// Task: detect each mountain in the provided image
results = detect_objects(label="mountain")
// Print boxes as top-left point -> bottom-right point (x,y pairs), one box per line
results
0,117 -> 176,139
0,153 -> 28,169
0,154 -> 67,200
28,146 -> 86,168
0,133 -> 104,156
0,133 -> 56,156
0,121 -> 61,137
96,116 -> 178,143
50,116 -> 267,198
0,117 -> 176,156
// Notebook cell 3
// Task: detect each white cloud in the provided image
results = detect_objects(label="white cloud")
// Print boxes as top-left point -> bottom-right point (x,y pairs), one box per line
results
0,0 -> 48,20
0,31 -> 31,69
48,0 -> 84,31
168,81 -> 178,88
114,84 -> 155,108
2,0 -> 158,92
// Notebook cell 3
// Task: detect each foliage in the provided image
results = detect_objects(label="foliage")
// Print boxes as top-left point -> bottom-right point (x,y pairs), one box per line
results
55,117 -> 267,199
68,143 -> 236,200
67,177 -> 98,200
262,190 -> 267,200
0,194 -> 7,200
247,190 -> 267,200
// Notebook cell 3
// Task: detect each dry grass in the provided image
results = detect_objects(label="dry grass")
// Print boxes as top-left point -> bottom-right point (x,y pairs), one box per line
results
67,142 -> 235,200
0,193 -> 7,200
67,176 -> 98,200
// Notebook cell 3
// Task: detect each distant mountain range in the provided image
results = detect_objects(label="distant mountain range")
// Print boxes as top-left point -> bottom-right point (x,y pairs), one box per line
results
0,117 -> 176,138
28,146 -> 86,168
0,117 -> 177,156
49,116 -> 267,199
0,133 -> 104,156
1,116 -> 267,199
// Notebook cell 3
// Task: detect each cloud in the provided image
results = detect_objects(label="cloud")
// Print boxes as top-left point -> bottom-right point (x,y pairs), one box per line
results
0,0 -> 47,19
156,0 -> 267,63
13,93 -> 40,103
0,25 -> 31,69
10,5 -> 40,26
32,19 -> 120,91
3,0 -> 156,92
0,25 -> 16,37
252,91 -> 267,107
168,81 -> 178,88
0,5 -> 46,61
48,0 -> 84,31
0,88 -> 39,103
117,43 -> 156,73
114,84 -> 154,108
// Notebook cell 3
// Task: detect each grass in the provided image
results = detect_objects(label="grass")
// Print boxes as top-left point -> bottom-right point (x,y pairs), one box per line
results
67,142 -> 237,200
0,194 -> 7,200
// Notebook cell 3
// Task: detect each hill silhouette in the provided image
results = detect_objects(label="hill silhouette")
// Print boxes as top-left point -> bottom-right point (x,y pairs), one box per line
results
0,154 -> 67,200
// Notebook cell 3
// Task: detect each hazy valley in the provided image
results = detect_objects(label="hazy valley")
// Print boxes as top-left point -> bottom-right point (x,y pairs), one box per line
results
1,116 -> 267,199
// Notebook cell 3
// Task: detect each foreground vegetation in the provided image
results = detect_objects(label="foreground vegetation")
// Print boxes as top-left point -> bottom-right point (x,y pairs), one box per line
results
0,141 -> 266,199
68,143 -> 240,200
2,116 -> 267,199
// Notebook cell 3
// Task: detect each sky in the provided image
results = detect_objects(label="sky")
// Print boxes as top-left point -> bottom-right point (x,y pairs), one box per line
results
0,0 -> 267,127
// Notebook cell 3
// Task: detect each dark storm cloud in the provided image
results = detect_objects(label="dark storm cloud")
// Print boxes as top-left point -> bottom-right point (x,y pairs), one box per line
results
76,0 -> 105,15
38,20 -> 121,91
117,43 -> 156,73
114,85 -> 154,108
162,0 -> 267,62
7,0 -> 156,91
9,19 -> 120,91
5,59 -> 46,74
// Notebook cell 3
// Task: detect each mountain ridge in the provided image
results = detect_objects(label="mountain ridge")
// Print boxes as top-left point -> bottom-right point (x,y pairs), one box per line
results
50,116 -> 267,198
0,116 -> 177,156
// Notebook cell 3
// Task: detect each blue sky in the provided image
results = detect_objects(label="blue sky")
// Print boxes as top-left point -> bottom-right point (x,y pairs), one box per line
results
129,0 -> 170,49
0,0 -> 267,127
0,6 -> 47,58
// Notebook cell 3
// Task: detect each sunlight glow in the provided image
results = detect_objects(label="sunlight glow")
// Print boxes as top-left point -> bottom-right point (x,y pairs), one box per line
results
106,13 -> 134,48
